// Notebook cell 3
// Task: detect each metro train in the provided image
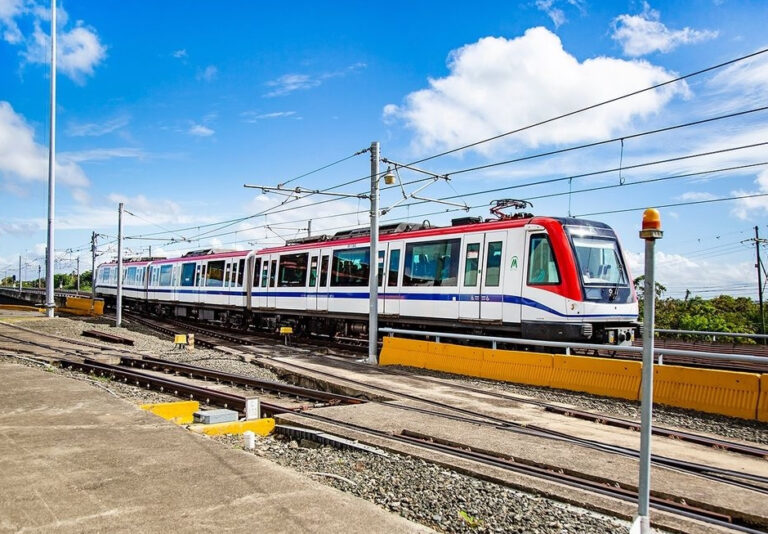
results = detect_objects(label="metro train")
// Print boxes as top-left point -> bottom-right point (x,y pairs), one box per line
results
94,213 -> 638,345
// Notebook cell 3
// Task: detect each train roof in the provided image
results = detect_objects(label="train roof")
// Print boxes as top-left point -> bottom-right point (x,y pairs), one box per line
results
97,216 -> 616,267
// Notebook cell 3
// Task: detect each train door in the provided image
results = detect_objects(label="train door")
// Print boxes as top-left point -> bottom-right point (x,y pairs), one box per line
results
257,257 -> 269,309
383,245 -> 401,316
316,254 -> 330,312
195,263 -> 207,304
267,259 -> 277,308
306,255 -> 319,311
224,260 -> 233,307
479,231 -> 506,321
459,235 -> 484,319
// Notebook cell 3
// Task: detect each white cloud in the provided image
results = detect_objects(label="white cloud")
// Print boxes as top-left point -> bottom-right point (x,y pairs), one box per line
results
0,0 -> 23,43
172,48 -> 187,58
730,169 -> 768,219
384,27 -> 687,155
0,100 -> 88,188
23,18 -> 107,83
240,110 -> 297,122
626,249 -> 754,298
188,124 -> 214,137
196,64 -> 218,82
611,2 -> 718,57
264,62 -> 366,97
535,0 -> 584,29
678,191 -> 718,201
58,147 -> 145,163
0,219 -> 41,237
708,50 -> 768,110
66,115 -> 130,137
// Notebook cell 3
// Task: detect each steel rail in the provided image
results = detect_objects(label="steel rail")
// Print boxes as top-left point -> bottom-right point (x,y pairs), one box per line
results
127,355 -> 365,405
287,411 -> 765,533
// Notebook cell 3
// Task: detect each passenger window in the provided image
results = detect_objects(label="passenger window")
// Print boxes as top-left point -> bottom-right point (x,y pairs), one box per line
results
331,247 -> 370,287
403,238 -> 461,287
320,256 -> 329,287
463,243 -> 479,287
224,262 -> 231,287
237,259 -> 246,287
388,249 -> 400,287
206,260 -> 225,287
278,253 -> 309,287
484,241 -> 502,287
159,265 -> 173,286
527,234 -> 560,285
251,259 -> 261,289
309,256 -> 318,287
269,260 -> 277,287
181,263 -> 195,287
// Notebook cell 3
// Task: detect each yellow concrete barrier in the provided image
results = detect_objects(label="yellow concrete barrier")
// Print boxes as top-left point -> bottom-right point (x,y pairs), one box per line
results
141,400 -> 200,424
64,296 -> 104,315
551,355 -> 641,400
759,375 -> 768,423
480,349 -> 553,386
653,366 -> 760,420
380,337 -> 432,368
189,418 -> 275,436
379,337 -> 765,420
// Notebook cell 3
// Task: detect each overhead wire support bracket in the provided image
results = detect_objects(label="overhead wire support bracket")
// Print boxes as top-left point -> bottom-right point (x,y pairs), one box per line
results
244,183 -> 369,200
378,158 -> 469,216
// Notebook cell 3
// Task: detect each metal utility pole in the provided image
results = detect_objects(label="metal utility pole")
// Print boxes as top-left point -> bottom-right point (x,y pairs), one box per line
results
91,232 -> 97,301
44,0 -> 56,318
18,255 -> 22,293
368,141 -> 380,365
38,265 -> 41,288
755,226 -> 766,342
116,202 -> 124,328
307,219 -> 312,237
76,256 -> 80,292
635,209 -> 663,534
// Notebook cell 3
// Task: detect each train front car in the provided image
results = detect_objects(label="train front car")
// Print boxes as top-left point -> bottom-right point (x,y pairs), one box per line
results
520,217 -> 638,345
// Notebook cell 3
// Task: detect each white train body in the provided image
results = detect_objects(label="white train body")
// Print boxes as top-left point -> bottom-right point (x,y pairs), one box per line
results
95,216 -> 638,344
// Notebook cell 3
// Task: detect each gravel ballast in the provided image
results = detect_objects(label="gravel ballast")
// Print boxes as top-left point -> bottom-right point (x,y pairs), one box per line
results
220,432 -> 633,534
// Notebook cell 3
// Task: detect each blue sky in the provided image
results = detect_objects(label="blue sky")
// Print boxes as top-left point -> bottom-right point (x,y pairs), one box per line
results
1,0 -> 767,298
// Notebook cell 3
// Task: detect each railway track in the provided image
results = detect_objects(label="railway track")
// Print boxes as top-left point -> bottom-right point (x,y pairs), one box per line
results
2,317 -> 767,532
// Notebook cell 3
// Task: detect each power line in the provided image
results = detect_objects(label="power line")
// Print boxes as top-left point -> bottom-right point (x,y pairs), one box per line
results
577,192 -> 768,217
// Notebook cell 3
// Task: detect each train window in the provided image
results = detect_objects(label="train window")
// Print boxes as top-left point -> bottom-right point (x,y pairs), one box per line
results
206,261 -> 225,287
403,239 -> 461,287
527,234 -> 560,285
309,256 -> 318,287
159,265 -> 173,286
252,258 -> 261,289
125,267 -> 136,285
388,249 -> 400,287
485,242 -> 503,287
320,256 -> 329,287
572,237 -> 627,286
261,261 -> 269,288
180,263 -> 195,287
463,243 -> 480,287
278,253 -> 309,287
269,260 -> 277,287
237,259 -> 246,287
224,263 -> 231,287
331,247 -> 369,287
150,267 -> 159,287
378,251 -> 385,287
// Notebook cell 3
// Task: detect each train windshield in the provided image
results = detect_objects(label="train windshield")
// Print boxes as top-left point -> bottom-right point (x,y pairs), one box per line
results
571,236 -> 628,286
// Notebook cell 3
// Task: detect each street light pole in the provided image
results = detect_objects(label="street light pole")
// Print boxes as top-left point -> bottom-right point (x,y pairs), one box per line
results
116,202 -> 124,328
635,208 -> 663,534
368,141 -> 380,364
44,0 -> 56,318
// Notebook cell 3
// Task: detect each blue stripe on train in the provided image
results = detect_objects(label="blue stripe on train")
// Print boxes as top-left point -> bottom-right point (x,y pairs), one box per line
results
97,285 -> 635,319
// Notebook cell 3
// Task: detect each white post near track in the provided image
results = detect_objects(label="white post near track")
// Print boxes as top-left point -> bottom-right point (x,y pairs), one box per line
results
633,208 -> 663,534
368,141 -> 380,365
116,202 -> 124,328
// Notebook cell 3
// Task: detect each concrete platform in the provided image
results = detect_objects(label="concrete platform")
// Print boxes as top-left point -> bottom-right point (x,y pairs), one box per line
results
0,360 -> 432,534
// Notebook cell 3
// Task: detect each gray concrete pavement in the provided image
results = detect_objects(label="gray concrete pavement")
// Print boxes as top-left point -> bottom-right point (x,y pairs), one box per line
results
0,360 -> 432,534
